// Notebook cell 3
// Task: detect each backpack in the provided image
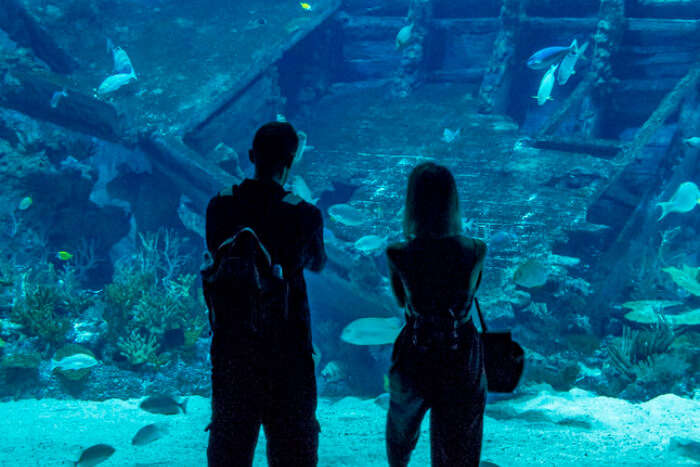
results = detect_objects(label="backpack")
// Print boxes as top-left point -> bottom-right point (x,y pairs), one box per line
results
201,225 -> 288,338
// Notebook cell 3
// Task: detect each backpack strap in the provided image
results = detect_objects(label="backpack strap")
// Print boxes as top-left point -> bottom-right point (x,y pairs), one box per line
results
474,298 -> 488,333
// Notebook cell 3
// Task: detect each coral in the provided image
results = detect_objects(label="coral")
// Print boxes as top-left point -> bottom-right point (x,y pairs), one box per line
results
663,264 -> 700,296
607,315 -> 676,381
136,228 -> 188,282
132,274 -> 201,336
1,351 -> 41,369
105,229 -> 206,362
117,330 -> 159,366
11,277 -> 69,345
72,237 -> 101,282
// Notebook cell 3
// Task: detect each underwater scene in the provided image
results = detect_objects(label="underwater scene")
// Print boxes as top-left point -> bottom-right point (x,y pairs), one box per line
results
0,0 -> 699,465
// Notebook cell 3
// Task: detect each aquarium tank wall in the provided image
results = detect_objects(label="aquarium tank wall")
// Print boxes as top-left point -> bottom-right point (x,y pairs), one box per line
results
0,0 -> 698,465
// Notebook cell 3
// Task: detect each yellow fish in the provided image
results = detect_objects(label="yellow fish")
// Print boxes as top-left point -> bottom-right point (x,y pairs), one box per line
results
18,196 -> 32,210
300,2 -> 312,10
56,251 -> 73,261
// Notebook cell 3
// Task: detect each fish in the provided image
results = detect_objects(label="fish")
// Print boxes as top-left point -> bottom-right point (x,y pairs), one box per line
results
18,196 -> 32,210
112,46 -> 135,76
533,63 -> 558,106
320,360 -> 346,383
289,175 -> 318,204
328,204 -> 367,226
294,130 -> 308,162
132,423 -> 168,445
684,137 -> 700,148
557,40 -> 588,85
341,317 -> 403,345
51,353 -> 99,372
353,235 -> 388,256
513,259 -> 549,288
527,43 -> 575,70
395,24 -> 413,49
489,230 -> 516,250
441,128 -> 461,143
300,2 -> 312,11
657,181 -> 700,220
50,88 -> 68,109
56,251 -> 74,261
97,72 -> 136,95
73,443 -> 115,467
139,395 -> 188,415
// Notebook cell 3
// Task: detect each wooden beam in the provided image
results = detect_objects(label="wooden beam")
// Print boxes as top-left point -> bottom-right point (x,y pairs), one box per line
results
615,63 -> 700,169
139,134 -> 240,211
0,71 -> 121,142
477,0 -> 524,114
182,0 -> 341,138
529,135 -> 622,158
0,0 -> 78,74
537,73 -> 595,137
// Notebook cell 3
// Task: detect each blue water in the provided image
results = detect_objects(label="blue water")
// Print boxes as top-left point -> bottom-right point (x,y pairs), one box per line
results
0,0 -> 698,465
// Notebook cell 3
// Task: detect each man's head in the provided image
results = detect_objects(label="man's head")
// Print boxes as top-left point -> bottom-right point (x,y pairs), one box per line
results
249,121 -> 299,182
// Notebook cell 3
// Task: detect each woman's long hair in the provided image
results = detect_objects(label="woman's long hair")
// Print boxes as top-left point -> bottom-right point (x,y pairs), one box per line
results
403,162 -> 462,239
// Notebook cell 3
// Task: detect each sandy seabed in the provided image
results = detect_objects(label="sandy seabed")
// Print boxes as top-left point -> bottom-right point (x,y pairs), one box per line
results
0,388 -> 698,466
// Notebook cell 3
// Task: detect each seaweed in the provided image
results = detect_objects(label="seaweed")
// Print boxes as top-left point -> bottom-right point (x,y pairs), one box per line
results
117,330 -> 159,366
607,314 -> 676,381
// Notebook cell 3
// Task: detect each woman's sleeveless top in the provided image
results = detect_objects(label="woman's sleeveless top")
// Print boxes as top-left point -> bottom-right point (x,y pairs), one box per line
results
387,236 -> 482,325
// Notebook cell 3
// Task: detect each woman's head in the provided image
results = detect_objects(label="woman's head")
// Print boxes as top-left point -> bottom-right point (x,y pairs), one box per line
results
403,162 -> 461,239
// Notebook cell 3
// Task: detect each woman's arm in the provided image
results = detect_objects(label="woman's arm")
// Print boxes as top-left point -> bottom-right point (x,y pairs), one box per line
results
387,249 -> 407,308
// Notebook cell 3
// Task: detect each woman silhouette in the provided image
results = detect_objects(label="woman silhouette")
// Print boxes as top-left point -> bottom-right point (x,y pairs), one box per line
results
385,162 -> 487,467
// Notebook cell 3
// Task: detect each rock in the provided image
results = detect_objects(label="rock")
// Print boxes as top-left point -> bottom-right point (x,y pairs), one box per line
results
669,437 -> 700,463
510,290 -> 531,309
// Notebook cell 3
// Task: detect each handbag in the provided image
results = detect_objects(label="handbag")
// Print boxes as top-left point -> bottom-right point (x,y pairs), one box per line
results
474,298 -> 524,393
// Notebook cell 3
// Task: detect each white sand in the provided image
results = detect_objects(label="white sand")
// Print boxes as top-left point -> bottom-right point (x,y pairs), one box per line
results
1,389 -> 698,466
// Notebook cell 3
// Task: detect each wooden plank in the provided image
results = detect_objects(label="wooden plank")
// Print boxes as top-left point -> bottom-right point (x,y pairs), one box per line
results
530,135 -> 622,158
139,134 -> 240,211
0,0 -> 78,74
615,63 -> 700,170
182,0 -> 342,137
537,73 -> 595,137
0,71 -> 121,142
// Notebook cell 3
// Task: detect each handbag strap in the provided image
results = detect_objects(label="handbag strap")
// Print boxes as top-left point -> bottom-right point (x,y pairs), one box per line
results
474,297 -> 488,333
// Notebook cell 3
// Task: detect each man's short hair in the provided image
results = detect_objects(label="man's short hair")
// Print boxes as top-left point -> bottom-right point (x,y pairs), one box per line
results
252,122 -> 299,177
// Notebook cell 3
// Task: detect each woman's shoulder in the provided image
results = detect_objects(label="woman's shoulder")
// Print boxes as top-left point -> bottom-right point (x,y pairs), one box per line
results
386,241 -> 408,260
454,235 -> 487,258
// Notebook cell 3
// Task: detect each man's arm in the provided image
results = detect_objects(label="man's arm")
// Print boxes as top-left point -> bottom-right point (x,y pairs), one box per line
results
205,195 -> 221,255
305,208 -> 326,272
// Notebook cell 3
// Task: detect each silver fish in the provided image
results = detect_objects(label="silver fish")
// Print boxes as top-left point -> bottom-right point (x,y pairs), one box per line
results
74,444 -> 115,467
97,72 -> 135,95
341,317 -> 403,345
557,40 -> 588,85
50,88 -> 68,109
328,204 -> 367,227
527,43 -> 574,70
139,395 -> 188,415
132,423 -> 168,445
51,353 -> 99,372
534,63 -> 558,106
